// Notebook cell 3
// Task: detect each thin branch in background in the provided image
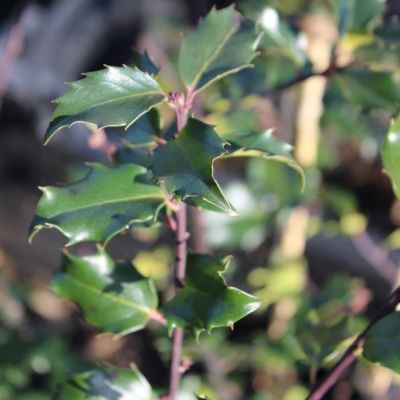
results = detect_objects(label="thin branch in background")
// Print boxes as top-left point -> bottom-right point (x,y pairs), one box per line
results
0,3 -> 29,100
307,286 -> 400,400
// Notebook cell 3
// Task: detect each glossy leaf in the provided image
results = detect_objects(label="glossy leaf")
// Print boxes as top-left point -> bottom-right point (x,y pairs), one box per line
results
54,365 -> 157,400
30,163 -> 164,246
177,5 -> 260,93
152,118 -> 235,214
333,70 -> 400,112
164,253 -> 261,338
222,129 -> 304,188
44,65 -> 165,144
363,312 -> 400,373
53,249 -> 158,335
381,114 -> 400,199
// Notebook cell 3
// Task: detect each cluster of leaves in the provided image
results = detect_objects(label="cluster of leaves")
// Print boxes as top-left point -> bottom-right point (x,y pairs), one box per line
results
27,1 -> 400,399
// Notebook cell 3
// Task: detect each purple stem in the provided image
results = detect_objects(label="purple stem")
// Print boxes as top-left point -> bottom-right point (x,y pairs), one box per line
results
307,286 -> 400,400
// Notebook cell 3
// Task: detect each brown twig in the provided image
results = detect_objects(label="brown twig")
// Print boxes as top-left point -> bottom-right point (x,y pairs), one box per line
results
307,286 -> 400,400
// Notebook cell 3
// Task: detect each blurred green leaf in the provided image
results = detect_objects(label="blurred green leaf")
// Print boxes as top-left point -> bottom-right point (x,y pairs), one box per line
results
363,312 -> 400,373
30,163 -> 164,246
44,66 -> 165,144
152,118 -> 235,214
54,365 -> 157,400
53,249 -> 158,335
333,70 -> 400,112
178,6 -> 260,93
164,253 -> 261,338
381,114 -> 400,199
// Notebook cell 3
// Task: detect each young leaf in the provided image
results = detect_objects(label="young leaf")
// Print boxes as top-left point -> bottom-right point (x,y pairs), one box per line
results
53,249 -> 158,335
177,6 -> 260,93
363,312 -> 400,373
164,253 -> 261,338
54,364 -> 157,400
30,163 -> 164,246
222,129 -> 304,188
44,65 -> 165,144
152,118 -> 235,215
381,114 -> 400,199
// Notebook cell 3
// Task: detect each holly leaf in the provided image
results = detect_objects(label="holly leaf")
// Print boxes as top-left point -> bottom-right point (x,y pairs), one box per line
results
53,249 -> 159,335
152,118 -> 235,215
44,65 -> 165,144
54,364 -> 157,400
164,253 -> 261,338
381,114 -> 400,199
177,5 -> 260,93
132,50 -> 159,76
222,129 -> 304,189
30,163 -> 164,246
363,312 -> 400,373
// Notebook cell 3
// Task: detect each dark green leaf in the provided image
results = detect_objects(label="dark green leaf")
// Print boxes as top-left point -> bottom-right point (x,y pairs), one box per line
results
44,66 -> 165,144
363,312 -> 400,373
54,365 -> 157,399
30,163 -> 164,246
333,70 -> 400,111
381,114 -> 400,199
132,50 -> 159,76
53,249 -> 158,335
164,253 -> 261,338
152,118 -> 235,214
222,129 -> 304,188
177,6 -> 260,93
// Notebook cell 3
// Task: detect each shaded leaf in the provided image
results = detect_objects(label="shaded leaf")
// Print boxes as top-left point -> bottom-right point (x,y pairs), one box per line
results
222,129 -> 304,188
132,50 -> 159,76
178,5 -> 260,93
30,163 -> 164,246
363,312 -> 400,373
333,70 -> 400,111
152,118 -> 235,214
45,65 -> 165,144
381,114 -> 400,199
54,364 -> 157,399
53,249 -> 158,335
164,253 -> 261,338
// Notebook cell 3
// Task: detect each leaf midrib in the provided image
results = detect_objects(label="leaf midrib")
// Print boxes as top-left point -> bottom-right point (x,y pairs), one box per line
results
188,20 -> 238,90
62,272 -> 155,317
44,192 -> 164,216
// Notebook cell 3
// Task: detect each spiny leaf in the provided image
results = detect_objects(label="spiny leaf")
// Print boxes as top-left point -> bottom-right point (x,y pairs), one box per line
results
53,249 -> 158,335
30,163 -> 164,246
178,5 -> 260,93
222,129 -> 304,189
54,364 -> 157,400
381,114 -> 400,199
164,253 -> 261,338
44,65 -> 165,144
363,312 -> 400,373
152,118 -> 235,215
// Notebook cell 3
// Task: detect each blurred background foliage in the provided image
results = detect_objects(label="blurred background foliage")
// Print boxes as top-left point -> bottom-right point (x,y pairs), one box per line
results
1,0 -> 400,398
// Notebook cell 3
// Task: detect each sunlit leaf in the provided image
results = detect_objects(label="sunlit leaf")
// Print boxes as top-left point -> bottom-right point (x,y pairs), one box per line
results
44,65 -> 165,144
164,253 -> 261,338
53,249 -> 158,335
54,365 -> 157,400
30,163 -> 164,246
178,5 -> 260,93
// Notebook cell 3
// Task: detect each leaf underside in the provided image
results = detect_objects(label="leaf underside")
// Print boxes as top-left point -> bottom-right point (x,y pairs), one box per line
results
177,5 -> 260,93
152,118 -> 235,215
164,253 -> 261,338
30,163 -> 164,246
54,364 -> 157,400
381,114 -> 400,199
44,65 -> 165,144
53,249 -> 158,335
